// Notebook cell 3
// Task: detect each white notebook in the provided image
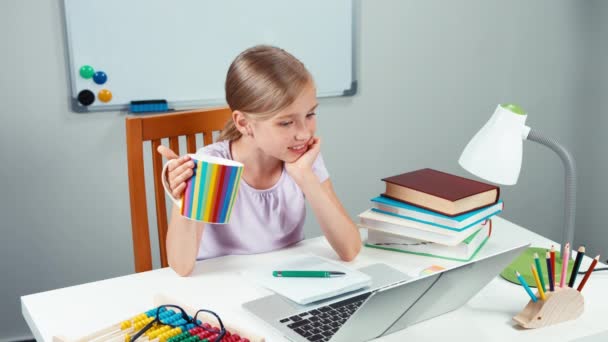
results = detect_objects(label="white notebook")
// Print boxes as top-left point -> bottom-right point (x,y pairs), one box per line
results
243,254 -> 372,305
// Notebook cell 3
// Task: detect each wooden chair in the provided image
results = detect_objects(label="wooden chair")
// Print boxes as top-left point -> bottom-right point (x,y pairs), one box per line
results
125,107 -> 232,272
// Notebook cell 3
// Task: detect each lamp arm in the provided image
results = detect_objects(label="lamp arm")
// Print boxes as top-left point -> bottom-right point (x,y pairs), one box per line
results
526,129 -> 576,256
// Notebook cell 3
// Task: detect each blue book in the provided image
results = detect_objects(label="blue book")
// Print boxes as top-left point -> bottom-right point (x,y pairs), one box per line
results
371,196 -> 503,231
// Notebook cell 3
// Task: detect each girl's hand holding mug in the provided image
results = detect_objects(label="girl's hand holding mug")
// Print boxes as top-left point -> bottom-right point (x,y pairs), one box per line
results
157,145 -> 244,223
157,145 -> 195,199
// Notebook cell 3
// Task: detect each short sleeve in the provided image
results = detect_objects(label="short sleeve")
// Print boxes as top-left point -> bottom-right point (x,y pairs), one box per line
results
196,140 -> 231,159
312,152 -> 330,183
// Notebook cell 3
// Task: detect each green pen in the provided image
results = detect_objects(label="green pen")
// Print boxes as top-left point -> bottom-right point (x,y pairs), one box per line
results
272,270 -> 346,278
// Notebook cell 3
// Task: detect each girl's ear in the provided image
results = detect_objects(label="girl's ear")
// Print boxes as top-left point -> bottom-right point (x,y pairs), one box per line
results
232,110 -> 251,136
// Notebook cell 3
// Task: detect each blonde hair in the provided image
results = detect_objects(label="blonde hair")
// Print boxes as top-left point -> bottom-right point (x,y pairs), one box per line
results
218,45 -> 312,141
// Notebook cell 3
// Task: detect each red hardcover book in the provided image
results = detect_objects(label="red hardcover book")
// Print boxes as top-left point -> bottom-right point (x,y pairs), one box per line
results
382,168 -> 500,217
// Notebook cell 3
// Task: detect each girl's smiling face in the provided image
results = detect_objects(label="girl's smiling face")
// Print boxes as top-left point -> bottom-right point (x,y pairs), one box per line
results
249,81 -> 318,163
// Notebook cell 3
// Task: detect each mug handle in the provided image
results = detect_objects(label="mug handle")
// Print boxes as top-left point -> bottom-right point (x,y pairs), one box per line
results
161,160 -> 182,208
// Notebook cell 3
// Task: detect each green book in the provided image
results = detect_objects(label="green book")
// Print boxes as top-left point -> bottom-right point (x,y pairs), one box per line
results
365,220 -> 491,262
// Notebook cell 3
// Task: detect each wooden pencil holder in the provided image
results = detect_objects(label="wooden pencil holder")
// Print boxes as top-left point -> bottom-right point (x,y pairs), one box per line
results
513,287 -> 584,329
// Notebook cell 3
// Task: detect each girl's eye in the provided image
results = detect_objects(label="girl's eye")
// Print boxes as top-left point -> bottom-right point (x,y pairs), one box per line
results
306,112 -> 316,118
279,121 -> 293,127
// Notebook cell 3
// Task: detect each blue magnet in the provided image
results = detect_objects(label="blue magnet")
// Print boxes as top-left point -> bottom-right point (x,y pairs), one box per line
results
93,71 -> 108,85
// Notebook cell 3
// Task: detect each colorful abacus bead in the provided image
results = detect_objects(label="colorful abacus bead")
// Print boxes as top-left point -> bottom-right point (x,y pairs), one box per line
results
162,327 -> 182,342
168,330 -> 190,342
188,326 -> 202,336
151,325 -> 171,338
160,327 -> 182,342
120,320 -> 132,330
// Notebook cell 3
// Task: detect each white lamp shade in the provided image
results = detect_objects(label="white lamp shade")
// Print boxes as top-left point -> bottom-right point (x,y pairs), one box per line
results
459,105 -> 530,185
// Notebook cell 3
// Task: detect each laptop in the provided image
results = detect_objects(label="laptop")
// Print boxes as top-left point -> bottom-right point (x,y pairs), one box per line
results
242,242 -> 529,342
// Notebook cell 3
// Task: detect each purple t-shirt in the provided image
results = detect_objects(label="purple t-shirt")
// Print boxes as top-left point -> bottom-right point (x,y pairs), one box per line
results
196,140 -> 329,260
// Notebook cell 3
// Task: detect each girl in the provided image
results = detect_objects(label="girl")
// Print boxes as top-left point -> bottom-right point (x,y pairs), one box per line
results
158,45 -> 361,276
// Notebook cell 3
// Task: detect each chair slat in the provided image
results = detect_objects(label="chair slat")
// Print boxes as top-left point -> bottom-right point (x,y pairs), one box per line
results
186,134 -> 197,153
151,139 -> 169,268
169,137 -> 179,155
203,131 -> 213,146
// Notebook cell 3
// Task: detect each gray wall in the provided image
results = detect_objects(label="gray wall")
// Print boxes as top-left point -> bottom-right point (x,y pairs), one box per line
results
576,0 -> 608,267
0,0 -> 604,340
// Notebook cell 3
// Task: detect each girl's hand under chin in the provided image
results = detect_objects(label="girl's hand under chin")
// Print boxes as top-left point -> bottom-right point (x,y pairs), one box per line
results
285,137 -> 321,182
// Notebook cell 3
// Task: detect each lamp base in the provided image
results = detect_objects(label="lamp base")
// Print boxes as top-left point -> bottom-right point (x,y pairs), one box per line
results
501,247 -> 574,288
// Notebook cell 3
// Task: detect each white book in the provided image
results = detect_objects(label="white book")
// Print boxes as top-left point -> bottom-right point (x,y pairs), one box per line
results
358,209 -> 483,246
366,221 -> 492,261
242,254 -> 372,305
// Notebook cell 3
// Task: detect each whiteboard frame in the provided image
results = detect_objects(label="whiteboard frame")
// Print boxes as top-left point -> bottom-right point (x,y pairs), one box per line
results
61,0 -> 358,113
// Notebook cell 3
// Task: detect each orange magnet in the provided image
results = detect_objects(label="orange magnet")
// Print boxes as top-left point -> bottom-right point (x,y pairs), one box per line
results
98,89 -> 113,103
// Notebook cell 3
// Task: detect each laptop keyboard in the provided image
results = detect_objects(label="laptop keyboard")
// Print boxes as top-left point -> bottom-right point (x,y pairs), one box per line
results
278,292 -> 371,342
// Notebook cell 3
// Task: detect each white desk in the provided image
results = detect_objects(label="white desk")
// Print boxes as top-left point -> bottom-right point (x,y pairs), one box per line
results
22,217 -> 607,342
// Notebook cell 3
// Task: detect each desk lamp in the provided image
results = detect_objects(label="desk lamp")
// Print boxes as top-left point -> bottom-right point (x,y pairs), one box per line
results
459,104 -> 576,281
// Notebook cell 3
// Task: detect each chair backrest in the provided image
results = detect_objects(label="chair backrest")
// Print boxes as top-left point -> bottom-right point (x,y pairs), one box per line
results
125,107 -> 232,272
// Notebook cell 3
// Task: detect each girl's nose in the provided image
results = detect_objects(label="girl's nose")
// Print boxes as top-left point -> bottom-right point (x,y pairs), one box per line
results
294,121 -> 311,141
295,132 -> 311,141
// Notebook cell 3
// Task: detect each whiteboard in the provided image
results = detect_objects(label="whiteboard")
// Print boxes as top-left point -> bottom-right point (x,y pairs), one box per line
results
62,0 -> 356,112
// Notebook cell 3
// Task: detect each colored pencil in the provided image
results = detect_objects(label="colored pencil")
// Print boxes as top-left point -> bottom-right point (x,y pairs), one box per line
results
531,265 -> 546,300
577,255 -> 600,292
516,271 -> 538,302
550,245 -> 556,287
560,243 -> 570,288
546,251 -> 554,292
534,253 -> 546,291
568,246 -> 585,287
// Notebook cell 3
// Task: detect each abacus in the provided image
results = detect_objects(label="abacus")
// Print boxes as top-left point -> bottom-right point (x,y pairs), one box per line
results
53,294 -> 265,342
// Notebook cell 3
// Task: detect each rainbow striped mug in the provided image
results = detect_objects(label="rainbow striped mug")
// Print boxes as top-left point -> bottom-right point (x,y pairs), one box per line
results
180,154 -> 243,223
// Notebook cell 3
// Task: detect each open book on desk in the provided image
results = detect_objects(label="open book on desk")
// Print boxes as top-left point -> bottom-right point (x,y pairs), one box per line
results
242,254 -> 372,305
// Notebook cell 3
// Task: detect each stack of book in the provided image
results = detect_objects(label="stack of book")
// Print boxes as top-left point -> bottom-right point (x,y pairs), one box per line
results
359,168 -> 503,261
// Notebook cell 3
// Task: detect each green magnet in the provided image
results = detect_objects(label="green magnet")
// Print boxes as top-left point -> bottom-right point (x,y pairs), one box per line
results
79,65 -> 95,79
